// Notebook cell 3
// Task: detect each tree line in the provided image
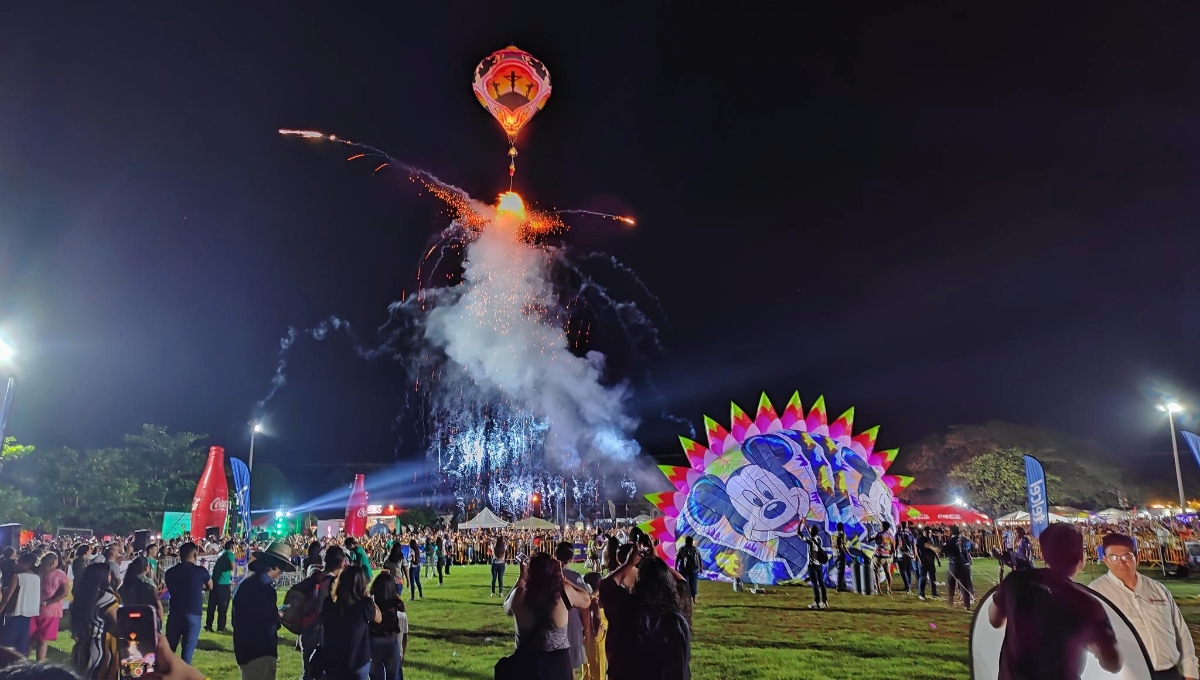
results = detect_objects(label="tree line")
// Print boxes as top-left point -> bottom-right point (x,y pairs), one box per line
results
893,421 -> 1147,520
0,425 -> 295,535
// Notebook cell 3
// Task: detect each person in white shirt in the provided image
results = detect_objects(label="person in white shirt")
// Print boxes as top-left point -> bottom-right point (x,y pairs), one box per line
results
1089,532 -> 1198,680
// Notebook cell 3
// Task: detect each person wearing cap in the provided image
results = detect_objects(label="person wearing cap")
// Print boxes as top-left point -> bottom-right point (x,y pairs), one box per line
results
1089,533 -> 1198,680
233,541 -> 296,680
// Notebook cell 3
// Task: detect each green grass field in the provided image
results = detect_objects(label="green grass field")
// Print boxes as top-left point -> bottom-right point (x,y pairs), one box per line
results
44,559 -> 1200,680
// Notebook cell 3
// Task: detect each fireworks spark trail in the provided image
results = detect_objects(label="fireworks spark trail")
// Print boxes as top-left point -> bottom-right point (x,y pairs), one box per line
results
575,279 -> 664,353
659,412 -> 697,440
278,128 -> 473,205
256,327 -> 297,411
556,209 -> 636,226
575,252 -> 667,321
279,129 -> 324,139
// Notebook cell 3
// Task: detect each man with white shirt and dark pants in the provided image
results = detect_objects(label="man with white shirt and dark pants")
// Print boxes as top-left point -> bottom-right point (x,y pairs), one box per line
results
1089,533 -> 1198,680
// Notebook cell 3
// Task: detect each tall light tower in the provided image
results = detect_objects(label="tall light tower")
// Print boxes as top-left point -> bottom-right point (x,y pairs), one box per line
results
0,338 -> 16,474
1157,402 -> 1187,514
248,421 -> 264,472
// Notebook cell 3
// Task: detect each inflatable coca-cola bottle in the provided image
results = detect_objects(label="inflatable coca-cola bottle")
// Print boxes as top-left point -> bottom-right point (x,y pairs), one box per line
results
190,446 -> 229,537
344,473 -> 368,537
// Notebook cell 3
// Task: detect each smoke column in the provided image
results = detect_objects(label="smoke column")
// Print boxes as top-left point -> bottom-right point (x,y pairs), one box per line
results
422,194 -> 640,513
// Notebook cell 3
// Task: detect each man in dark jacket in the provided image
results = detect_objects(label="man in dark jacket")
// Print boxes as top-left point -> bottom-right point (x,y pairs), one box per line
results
944,525 -> 974,609
233,542 -> 296,680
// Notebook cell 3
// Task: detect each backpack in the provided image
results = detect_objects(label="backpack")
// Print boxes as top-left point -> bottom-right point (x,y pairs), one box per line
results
808,537 -> 829,565
676,546 -> 698,573
942,537 -> 963,561
280,573 -> 328,635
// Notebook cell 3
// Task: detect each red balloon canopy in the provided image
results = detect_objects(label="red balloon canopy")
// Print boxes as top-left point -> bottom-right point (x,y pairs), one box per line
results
902,504 -> 991,524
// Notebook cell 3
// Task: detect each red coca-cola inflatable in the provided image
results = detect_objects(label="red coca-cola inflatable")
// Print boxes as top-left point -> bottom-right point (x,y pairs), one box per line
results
344,473 -> 368,537
190,446 -> 229,536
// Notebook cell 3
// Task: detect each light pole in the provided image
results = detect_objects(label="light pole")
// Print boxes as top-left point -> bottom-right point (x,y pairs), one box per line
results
0,338 -> 15,474
248,421 -> 263,472
1158,402 -> 1187,514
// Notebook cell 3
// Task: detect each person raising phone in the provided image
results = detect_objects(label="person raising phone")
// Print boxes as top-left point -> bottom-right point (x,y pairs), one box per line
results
499,552 -> 591,680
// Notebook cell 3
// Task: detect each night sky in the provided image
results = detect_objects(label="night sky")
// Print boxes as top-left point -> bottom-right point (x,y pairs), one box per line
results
3,4 -> 1200,500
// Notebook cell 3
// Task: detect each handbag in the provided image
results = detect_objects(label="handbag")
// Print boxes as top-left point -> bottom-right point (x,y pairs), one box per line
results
494,650 -> 531,680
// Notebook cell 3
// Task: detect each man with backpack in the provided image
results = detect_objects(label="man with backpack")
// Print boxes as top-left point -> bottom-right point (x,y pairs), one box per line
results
943,525 -> 975,609
916,527 -> 940,600
804,525 -> 829,610
833,523 -> 850,592
283,547 -> 344,680
675,536 -> 701,604
895,522 -> 916,594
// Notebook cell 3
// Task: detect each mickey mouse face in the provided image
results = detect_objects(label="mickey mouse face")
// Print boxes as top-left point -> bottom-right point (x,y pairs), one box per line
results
860,478 -> 895,526
727,465 -> 802,541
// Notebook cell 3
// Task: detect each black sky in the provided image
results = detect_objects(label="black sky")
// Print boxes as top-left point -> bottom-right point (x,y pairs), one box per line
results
3,3 -> 1200,499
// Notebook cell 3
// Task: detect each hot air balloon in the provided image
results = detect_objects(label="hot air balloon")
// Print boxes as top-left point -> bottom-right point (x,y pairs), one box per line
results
472,45 -> 552,183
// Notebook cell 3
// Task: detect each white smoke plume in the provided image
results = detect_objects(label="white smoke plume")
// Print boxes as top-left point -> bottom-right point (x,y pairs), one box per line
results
423,200 -> 640,468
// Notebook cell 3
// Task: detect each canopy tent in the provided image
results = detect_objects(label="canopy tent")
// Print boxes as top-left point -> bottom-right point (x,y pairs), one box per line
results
903,504 -> 991,525
996,509 -> 1084,524
996,511 -> 1028,524
459,507 -> 509,530
510,516 -> 557,530
1095,508 -> 1132,520
1050,505 -> 1090,520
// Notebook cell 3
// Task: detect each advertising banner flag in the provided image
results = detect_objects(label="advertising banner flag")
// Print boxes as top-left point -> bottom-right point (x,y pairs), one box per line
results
1023,455 -> 1049,538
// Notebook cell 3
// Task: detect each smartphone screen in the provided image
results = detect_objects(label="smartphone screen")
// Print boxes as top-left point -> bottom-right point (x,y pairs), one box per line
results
117,605 -> 158,679
515,552 -> 528,564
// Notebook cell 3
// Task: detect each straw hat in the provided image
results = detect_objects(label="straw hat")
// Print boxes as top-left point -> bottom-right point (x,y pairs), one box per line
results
251,541 -> 297,572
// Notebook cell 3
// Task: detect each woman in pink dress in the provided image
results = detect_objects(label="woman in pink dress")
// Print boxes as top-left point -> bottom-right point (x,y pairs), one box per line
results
31,553 -> 68,661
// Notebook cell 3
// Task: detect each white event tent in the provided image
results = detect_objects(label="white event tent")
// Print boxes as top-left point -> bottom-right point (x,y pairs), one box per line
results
459,507 -> 509,530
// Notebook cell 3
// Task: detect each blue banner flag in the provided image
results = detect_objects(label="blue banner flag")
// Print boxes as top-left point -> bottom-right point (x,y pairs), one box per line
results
230,457 -> 252,539
1023,455 -> 1049,538
1181,431 -> 1200,471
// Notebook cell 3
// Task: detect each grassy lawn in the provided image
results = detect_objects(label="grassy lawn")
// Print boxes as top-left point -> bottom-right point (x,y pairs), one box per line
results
43,559 -> 1200,680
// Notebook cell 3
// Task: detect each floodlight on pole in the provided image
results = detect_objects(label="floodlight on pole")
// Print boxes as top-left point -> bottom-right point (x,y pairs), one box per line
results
1158,402 -> 1188,513
0,337 -> 15,478
248,421 -> 263,473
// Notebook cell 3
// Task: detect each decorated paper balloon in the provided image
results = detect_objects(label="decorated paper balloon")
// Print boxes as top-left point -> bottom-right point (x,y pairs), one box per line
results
642,392 -> 914,586
472,45 -> 552,180
472,45 -> 552,141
